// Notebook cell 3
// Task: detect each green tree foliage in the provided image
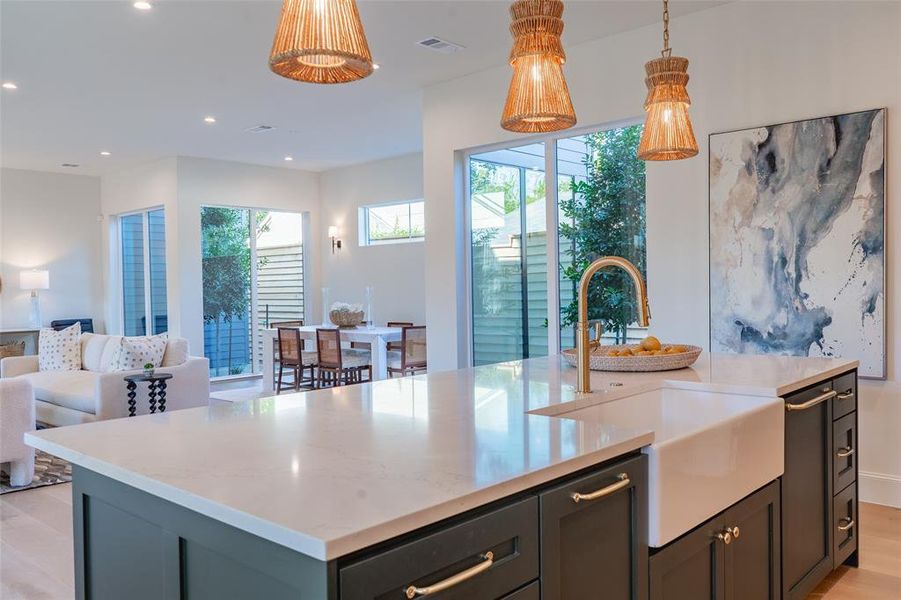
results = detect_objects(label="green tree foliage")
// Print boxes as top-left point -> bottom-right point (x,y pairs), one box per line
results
559,125 -> 646,343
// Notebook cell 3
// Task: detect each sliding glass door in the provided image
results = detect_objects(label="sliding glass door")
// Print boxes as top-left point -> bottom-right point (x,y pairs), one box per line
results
467,124 -> 646,366
201,207 -> 304,378
120,208 -> 167,336
469,143 -> 548,366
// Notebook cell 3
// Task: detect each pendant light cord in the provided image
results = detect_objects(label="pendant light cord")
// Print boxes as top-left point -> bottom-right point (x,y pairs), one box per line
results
661,0 -> 671,57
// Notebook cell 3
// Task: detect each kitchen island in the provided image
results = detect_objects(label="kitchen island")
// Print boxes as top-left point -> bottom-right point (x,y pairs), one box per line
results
26,352 -> 859,599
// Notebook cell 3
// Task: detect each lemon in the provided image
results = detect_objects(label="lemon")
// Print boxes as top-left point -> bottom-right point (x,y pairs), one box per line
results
640,336 -> 662,351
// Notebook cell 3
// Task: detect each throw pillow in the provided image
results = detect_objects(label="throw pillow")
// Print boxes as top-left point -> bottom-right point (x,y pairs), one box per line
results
111,334 -> 168,372
0,340 -> 25,359
161,336 -> 189,367
38,322 -> 81,372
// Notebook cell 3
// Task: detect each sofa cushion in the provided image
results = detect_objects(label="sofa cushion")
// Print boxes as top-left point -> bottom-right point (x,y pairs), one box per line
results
22,369 -> 97,414
161,337 -> 189,367
99,336 -> 124,372
81,333 -> 111,372
38,322 -> 81,372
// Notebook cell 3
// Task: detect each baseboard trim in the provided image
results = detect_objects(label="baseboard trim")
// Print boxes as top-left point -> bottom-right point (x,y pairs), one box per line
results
859,471 -> 901,508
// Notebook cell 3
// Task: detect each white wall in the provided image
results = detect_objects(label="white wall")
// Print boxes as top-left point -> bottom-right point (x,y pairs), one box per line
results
319,153 -> 425,325
0,168 -> 104,331
422,1 -> 900,505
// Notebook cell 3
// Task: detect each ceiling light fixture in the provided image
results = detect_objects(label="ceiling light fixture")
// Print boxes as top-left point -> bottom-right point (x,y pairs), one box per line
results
284,156 -> 294,161
2,82 -> 18,90
100,151 -> 111,156
204,116 -> 216,124
637,0 -> 698,161
269,0 -> 374,84
501,0 -> 576,133
133,1 -> 152,10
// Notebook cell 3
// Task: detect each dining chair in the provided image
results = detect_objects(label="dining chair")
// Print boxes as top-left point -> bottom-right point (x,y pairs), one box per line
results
276,327 -> 317,393
316,329 -> 372,388
386,321 -> 414,352
271,320 -> 304,382
387,326 -> 427,378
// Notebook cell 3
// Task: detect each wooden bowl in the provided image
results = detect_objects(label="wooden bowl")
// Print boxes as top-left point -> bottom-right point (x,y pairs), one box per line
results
562,344 -> 702,372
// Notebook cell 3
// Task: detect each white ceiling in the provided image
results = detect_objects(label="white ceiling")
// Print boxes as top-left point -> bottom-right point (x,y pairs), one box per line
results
0,0 -> 723,175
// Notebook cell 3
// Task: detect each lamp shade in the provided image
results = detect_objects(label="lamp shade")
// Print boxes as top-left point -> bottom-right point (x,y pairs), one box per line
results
501,0 -> 576,133
327,225 -> 339,238
637,56 -> 699,161
269,0 -> 374,84
19,270 -> 49,290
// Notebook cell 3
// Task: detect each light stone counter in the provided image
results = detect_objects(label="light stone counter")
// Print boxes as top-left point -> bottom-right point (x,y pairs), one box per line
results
26,352 -> 857,561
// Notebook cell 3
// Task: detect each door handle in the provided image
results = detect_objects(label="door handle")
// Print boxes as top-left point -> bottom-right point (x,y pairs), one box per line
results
786,390 -> 836,411
571,473 -> 630,503
838,518 -> 855,532
836,446 -> 855,458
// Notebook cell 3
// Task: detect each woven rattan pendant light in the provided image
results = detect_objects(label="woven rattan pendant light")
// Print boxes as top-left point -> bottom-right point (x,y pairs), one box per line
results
637,0 -> 698,160
269,0 -> 373,84
501,0 -> 576,133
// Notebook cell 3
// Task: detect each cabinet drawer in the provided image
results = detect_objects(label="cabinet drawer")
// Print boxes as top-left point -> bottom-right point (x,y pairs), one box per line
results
502,581 -> 539,600
833,484 -> 858,568
832,372 -> 856,420
339,497 -> 539,600
832,413 -> 857,493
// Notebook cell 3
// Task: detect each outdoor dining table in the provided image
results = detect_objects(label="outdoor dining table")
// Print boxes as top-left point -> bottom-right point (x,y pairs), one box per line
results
261,325 -> 403,391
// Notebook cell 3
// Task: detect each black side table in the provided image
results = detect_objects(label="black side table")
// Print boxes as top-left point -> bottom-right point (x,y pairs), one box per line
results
123,373 -> 173,417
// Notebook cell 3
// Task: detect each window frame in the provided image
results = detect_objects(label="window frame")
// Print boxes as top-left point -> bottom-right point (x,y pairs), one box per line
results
462,117 -> 644,366
117,206 -> 167,337
358,199 -> 425,246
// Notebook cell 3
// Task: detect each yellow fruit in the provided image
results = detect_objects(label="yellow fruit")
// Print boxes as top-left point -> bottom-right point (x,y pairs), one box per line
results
635,350 -> 652,356
640,336 -> 662,351
607,350 -> 620,357
670,345 -> 687,353
620,347 -> 634,356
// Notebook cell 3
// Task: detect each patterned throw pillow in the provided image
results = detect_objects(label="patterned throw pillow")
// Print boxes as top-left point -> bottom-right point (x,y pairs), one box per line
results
111,333 -> 168,372
38,322 -> 82,372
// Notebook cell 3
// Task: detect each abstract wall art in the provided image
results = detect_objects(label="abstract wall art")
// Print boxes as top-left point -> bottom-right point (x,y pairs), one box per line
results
709,109 -> 886,378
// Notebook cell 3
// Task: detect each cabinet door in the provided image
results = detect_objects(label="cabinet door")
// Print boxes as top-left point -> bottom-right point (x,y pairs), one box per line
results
649,517 -> 725,600
723,481 -> 781,600
782,382 -> 834,600
540,455 -> 647,600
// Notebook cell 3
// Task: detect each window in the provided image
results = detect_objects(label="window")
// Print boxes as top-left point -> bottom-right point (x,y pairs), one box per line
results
201,207 -> 304,378
359,200 -> 424,245
120,208 -> 168,336
466,123 -> 646,367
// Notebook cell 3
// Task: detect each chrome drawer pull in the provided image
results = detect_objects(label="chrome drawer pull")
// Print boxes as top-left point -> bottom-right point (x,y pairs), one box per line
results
786,390 -> 836,412
837,446 -> 855,458
838,518 -> 855,532
837,391 -> 854,400
571,473 -> 630,503
405,552 -> 494,598
729,526 -> 740,540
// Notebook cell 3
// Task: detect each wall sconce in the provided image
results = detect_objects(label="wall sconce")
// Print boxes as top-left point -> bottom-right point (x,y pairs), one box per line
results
19,269 -> 50,328
328,226 -> 342,253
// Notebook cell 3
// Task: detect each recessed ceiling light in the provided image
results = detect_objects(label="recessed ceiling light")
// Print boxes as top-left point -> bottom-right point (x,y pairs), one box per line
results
203,116 -> 216,124
61,163 -> 79,168
2,82 -> 17,90
133,1 -> 152,10
372,63 -> 380,70
100,151 -> 111,156
284,156 -> 293,162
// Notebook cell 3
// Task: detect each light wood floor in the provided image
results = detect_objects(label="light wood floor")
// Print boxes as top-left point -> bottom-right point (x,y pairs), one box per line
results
1,484 -> 898,599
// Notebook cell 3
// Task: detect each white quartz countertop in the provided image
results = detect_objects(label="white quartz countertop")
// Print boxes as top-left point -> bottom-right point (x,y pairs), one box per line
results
26,352 -> 857,561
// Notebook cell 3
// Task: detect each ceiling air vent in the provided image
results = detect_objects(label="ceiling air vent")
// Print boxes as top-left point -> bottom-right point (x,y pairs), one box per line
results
417,37 -> 465,54
61,163 -> 79,168
244,124 -> 276,134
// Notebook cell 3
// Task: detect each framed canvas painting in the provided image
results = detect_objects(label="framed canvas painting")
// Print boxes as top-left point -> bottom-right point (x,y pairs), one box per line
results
709,109 -> 886,378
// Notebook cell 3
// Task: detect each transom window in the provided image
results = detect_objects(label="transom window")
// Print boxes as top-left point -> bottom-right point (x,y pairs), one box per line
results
359,200 -> 425,246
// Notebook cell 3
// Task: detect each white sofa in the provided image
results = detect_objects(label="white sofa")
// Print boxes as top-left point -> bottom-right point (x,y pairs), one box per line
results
0,333 -> 210,426
0,378 -> 35,486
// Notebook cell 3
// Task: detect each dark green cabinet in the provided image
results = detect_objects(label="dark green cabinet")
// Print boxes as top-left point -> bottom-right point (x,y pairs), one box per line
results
781,370 -> 859,600
539,455 -> 648,600
649,481 -> 780,600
